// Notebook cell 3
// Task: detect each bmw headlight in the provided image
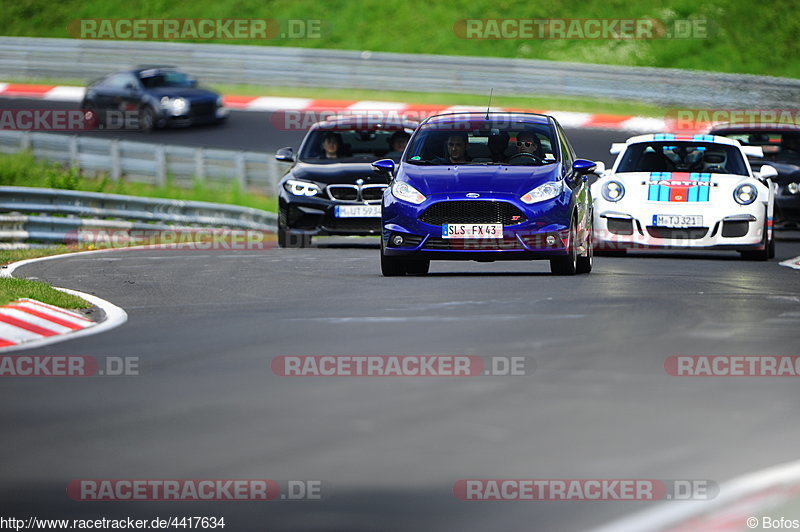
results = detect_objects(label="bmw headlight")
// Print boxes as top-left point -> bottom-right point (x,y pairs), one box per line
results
284,179 -> 321,197
601,181 -> 625,202
391,181 -> 426,204
521,180 -> 564,204
734,183 -> 758,205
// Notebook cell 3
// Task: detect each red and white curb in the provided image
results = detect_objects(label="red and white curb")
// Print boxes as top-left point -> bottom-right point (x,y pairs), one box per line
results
1,252 -> 128,352
0,298 -> 94,349
0,82 -> 705,133
590,458 -> 800,532
779,256 -> 800,270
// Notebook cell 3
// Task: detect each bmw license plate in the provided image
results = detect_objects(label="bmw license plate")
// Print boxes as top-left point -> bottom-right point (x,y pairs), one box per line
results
653,214 -> 703,227
442,224 -> 503,239
335,205 -> 381,218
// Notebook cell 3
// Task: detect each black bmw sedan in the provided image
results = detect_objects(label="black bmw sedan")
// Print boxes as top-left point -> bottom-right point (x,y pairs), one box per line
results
275,116 -> 418,247
80,66 -> 228,132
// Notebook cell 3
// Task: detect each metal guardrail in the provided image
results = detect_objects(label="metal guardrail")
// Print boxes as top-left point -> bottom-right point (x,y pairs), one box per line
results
1,37 -> 800,108
0,186 -> 277,248
0,130 -> 285,195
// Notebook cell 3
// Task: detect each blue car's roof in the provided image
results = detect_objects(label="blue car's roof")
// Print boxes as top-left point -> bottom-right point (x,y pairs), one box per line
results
421,111 -> 551,128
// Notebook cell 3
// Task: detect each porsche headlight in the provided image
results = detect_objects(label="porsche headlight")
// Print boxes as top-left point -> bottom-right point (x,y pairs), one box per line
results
284,179 -> 321,197
391,181 -> 426,204
733,183 -> 757,205
521,180 -> 564,204
601,181 -> 625,202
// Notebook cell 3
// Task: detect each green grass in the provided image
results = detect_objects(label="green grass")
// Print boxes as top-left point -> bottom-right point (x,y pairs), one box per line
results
0,277 -> 89,308
0,151 -> 277,213
1,0 -> 798,78
0,246 -> 72,266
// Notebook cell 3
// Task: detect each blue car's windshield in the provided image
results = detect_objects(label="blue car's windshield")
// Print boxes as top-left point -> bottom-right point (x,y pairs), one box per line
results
404,121 -> 558,166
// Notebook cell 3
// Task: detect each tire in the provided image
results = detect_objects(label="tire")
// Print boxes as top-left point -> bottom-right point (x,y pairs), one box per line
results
405,259 -> 430,276
740,220 -> 770,261
768,231 -> 776,259
138,106 -> 155,133
381,250 -> 408,276
576,218 -> 593,274
277,220 -> 311,248
550,223 -> 578,275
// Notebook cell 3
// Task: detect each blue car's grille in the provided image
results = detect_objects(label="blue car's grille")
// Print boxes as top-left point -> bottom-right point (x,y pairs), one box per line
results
419,201 -> 526,226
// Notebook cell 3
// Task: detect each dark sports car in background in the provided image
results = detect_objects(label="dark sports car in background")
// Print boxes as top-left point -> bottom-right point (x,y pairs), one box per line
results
710,123 -> 800,226
80,66 -> 228,132
377,112 -> 598,276
275,116 -> 419,247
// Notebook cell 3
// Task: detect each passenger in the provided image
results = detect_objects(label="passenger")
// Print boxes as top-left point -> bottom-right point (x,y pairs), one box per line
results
385,130 -> 411,160
321,132 -> 343,159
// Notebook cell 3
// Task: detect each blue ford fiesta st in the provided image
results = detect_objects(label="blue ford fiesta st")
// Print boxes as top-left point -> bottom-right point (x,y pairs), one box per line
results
374,112 -> 598,276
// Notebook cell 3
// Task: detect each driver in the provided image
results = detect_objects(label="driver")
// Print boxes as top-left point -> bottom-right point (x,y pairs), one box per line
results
515,131 -> 541,157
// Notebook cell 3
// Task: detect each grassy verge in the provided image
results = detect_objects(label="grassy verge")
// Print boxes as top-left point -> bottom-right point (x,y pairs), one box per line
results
0,151 -> 278,213
0,276 -> 90,308
0,0 -> 796,79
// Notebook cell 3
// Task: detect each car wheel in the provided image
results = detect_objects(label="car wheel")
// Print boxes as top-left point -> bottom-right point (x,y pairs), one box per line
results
740,220 -> 770,261
381,241 -> 408,276
576,218 -> 593,274
550,222 -> 578,275
768,230 -> 776,259
277,215 -> 311,248
405,259 -> 430,276
138,106 -> 155,133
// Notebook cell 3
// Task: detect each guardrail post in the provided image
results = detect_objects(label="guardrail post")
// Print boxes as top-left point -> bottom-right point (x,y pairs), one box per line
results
110,139 -> 121,181
20,131 -> 32,151
155,146 -> 166,187
69,136 -> 80,171
194,147 -> 206,183
235,152 -> 247,189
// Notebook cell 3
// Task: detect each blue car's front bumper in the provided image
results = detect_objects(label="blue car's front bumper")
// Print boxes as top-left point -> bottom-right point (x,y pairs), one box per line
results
382,193 -> 574,260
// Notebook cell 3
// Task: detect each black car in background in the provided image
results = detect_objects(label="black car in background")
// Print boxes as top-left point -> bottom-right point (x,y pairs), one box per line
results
711,123 -> 800,226
275,116 -> 418,247
80,66 -> 228,132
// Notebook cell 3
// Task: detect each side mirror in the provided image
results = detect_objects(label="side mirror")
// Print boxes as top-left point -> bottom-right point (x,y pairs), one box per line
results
372,158 -> 396,177
610,143 -> 626,155
758,164 -> 778,180
124,83 -> 138,93
592,161 -> 606,176
572,159 -> 597,174
188,79 -> 199,88
275,147 -> 294,162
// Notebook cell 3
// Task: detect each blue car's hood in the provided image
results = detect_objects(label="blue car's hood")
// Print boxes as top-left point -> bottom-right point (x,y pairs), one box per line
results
401,163 -> 562,196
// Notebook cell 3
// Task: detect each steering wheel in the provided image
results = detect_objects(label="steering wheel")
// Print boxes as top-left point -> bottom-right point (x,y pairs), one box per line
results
507,152 -> 544,164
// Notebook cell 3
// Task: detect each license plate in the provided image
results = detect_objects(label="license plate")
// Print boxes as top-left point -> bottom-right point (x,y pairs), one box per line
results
442,224 -> 503,239
653,214 -> 703,227
335,205 -> 381,218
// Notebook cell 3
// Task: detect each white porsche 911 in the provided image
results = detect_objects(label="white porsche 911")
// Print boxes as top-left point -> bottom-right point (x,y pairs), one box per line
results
591,134 -> 777,260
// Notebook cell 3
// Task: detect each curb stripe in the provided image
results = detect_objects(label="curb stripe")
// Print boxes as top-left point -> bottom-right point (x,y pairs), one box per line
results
0,81 -> 709,133
0,313 -> 59,336
18,298 -> 93,322
5,306 -> 84,330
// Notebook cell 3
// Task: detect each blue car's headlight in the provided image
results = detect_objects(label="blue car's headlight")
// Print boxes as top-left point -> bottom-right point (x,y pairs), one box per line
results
601,181 -> 625,202
391,181 -> 426,204
284,179 -> 321,197
733,183 -> 757,205
521,180 -> 564,204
